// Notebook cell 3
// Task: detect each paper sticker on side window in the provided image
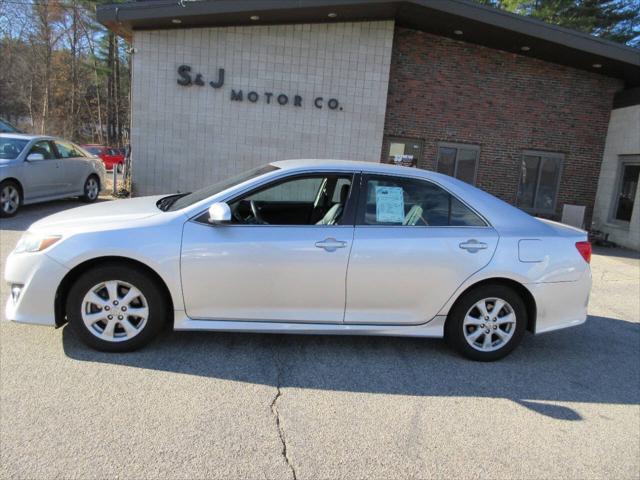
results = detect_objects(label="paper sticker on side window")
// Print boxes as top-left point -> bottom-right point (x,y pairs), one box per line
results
375,186 -> 405,223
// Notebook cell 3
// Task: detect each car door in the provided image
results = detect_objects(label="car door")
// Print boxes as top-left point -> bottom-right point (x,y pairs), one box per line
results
180,172 -> 357,323
344,173 -> 499,325
22,140 -> 66,200
54,140 -> 88,194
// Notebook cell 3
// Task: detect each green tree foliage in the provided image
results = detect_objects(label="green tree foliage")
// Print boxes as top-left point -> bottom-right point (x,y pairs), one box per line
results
481,0 -> 640,46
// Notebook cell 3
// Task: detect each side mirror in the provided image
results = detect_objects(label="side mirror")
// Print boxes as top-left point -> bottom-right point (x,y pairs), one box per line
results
26,153 -> 45,162
208,202 -> 231,224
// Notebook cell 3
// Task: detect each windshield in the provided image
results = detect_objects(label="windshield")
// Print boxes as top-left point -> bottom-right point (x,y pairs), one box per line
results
164,164 -> 280,211
75,144 -> 97,158
0,137 -> 29,159
85,146 -> 101,155
0,120 -> 20,133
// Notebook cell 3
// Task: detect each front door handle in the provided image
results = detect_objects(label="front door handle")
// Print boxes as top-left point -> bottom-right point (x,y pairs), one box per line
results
459,239 -> 488,253
315,238 -> 347,252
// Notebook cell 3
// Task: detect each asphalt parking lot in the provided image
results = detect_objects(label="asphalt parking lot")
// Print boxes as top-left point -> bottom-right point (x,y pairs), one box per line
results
1,200 -> 639,479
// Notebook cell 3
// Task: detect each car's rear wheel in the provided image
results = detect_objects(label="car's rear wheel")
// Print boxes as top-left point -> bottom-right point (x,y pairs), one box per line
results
81,175 -> 100,203
0,180 -> 21,218
66,264 -> 168,352
445,283 -> 527,361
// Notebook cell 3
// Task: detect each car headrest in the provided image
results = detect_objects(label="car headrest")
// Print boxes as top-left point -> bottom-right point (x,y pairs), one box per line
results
340,184 -> 350,203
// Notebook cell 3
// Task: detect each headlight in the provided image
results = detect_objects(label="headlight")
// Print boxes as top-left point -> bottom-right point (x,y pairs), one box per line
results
14,232 -> 62,254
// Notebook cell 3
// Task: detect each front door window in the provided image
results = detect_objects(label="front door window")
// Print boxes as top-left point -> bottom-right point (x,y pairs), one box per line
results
229,174 -> 354,226
29,141 -> 56,159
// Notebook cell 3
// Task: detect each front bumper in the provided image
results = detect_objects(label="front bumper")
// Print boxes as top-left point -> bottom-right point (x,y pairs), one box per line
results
4,251 -> 69,326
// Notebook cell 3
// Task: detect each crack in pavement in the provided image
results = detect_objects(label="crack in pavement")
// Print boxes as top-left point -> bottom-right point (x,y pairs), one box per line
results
271,346 -> 297,480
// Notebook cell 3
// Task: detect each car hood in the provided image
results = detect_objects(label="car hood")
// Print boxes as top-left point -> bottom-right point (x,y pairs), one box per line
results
29,195 -> 167,234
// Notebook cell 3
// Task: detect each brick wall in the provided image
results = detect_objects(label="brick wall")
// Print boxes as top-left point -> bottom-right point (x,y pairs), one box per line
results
383,27 -> 623,224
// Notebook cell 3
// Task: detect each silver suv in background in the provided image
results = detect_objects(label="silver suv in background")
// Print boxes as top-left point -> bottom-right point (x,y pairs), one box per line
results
0,134 -> 106,217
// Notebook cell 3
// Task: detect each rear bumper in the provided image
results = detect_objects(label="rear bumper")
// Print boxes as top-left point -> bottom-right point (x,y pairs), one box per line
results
527,267 -> 592,334
4,251 -> 68,327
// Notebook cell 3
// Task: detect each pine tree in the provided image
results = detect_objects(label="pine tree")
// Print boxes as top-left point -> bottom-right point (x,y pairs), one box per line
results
482,0 -> 639,46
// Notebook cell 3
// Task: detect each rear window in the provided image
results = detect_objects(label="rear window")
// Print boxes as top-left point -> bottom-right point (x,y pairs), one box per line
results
0,137 -> 28,159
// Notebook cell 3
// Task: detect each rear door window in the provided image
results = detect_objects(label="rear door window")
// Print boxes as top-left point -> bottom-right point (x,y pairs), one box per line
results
54,141 -> 84,158
358,174 -> 486,227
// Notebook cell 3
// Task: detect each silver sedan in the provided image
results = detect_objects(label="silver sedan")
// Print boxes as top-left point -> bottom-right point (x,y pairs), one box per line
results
0,134 -> 106,217
4,160 -> 592,360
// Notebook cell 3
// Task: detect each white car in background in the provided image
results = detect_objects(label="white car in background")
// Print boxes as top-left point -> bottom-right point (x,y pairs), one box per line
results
0,134 -> 106,217
4,160 -> 592,361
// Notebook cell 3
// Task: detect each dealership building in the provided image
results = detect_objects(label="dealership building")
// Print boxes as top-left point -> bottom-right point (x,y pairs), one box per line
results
97,0 -> 640,247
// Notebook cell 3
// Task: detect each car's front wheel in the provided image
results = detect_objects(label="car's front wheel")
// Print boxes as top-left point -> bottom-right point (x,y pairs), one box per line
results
0,180 -> 21,218
445,283 -> 527,361
66,264 -> 168,352
81,175 -> 100,203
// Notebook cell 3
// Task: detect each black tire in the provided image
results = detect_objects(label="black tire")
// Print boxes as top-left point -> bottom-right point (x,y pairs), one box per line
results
81,175 -> 100,203
66,263 -> 168,352
445,283 -> 527,361
0,179 -> 22,218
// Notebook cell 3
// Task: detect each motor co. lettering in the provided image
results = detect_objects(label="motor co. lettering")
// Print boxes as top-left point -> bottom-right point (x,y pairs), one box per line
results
177,65 -> 342,111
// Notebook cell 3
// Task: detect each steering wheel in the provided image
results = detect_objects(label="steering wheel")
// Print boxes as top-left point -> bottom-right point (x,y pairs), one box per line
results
250,200 -> 266,224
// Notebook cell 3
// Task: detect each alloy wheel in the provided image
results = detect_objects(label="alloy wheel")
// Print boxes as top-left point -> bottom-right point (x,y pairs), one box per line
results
1,185 -> 19,215
463,297 -> 516,352
81,280 -> 149,342
85,177 -> 99,200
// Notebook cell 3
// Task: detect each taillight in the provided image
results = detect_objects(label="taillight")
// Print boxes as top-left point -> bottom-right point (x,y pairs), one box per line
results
575,241 -> 592,263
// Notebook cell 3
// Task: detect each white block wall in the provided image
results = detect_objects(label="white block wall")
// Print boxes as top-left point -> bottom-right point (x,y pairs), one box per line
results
130,21 -> 395,195
592,105 -> 640,250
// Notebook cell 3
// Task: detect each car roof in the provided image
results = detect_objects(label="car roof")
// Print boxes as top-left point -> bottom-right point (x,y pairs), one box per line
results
0,133 -> 57,141
272,159 -> 416,174
270,159 -> 469,185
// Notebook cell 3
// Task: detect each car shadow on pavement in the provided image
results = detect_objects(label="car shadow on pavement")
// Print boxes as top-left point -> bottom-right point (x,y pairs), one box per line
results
62,314 -> 639,421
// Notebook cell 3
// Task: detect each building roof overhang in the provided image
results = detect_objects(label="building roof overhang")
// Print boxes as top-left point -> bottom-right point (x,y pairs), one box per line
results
96,0 -> 640,87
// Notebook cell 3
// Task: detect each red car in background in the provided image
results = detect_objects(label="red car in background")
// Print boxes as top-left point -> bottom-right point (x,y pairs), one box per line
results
82,144 -> 125,171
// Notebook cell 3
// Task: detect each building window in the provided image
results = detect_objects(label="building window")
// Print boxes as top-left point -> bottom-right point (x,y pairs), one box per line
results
516,151 -> 563,214
436,143 -> 479,185
385,137 -> 423,167
612,158 -> 640,223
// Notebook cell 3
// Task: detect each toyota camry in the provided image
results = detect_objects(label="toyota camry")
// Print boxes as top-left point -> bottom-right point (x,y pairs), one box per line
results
4,160 -> 592,361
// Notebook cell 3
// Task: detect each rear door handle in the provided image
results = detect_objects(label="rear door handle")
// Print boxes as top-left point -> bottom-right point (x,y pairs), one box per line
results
459,239 -> 488,253
315,238 -> 347,252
